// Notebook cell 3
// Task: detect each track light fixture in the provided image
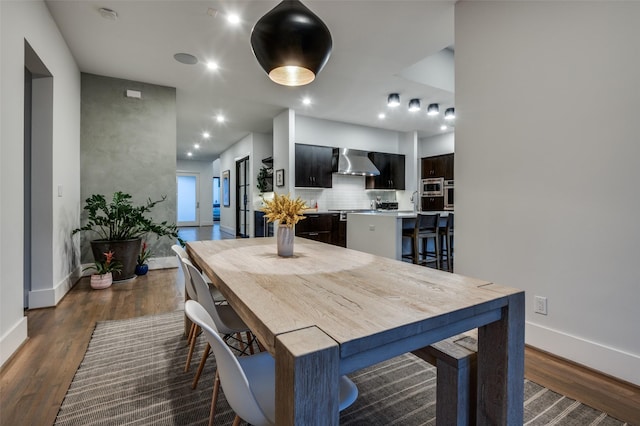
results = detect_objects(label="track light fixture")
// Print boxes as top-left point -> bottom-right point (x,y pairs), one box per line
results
444,107 -> 456,120
387,93 -> 400,107
250,0 -> 332,86
427,103 -> 439,116
408,99 -> 421,112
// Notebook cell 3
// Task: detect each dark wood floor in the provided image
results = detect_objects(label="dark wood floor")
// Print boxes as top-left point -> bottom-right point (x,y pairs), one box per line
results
1,230 -> 639,425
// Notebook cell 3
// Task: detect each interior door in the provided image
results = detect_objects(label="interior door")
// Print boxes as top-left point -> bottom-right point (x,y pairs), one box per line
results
236,156 -> 250,238
176,173 -> 199,226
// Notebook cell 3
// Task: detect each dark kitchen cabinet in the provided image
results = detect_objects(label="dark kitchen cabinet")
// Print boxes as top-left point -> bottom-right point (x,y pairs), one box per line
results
421,196 -> 445,211
295,213 -> 343,247
365,152 -> 405,189
422,153 -> 454,180
295,144 -> 333,188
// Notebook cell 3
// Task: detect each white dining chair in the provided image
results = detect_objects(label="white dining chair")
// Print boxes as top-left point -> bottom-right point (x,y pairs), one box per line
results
171,244 -> 226,304
183,261 -> 256,392
185,300 -> 359,426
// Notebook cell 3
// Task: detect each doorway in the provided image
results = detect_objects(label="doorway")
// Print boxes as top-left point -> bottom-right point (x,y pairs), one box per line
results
24,41 -> 53,309
213,177 -> 220,221
176,173 -> 200,226
235,156 -> 250,238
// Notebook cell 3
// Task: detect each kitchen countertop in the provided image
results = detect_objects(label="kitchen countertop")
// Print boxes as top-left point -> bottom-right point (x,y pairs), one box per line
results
348,210 -> 451,218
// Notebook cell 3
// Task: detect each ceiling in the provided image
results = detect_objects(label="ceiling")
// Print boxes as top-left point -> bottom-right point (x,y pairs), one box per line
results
45,0 -> 455,162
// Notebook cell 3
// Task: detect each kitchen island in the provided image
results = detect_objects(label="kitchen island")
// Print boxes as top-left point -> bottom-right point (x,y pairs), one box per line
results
346,210 -> 450,260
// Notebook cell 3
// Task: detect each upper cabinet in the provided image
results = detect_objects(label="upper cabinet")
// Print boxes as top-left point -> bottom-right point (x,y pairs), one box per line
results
365,152 -> 406,190
295,144 -> 333,188
422,153 -> 454,180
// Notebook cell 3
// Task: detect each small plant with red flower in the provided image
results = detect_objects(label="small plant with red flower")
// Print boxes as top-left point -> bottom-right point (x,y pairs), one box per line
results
84,250 -> 123,276
137,241 -> 152,266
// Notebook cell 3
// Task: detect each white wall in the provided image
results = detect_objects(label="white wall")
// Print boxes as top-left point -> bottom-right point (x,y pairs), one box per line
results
1,0 -> 81,365
456,1 -> 640,385
219,134 -> 253,236
177,159 -> 214,226
419,132 -> 454,158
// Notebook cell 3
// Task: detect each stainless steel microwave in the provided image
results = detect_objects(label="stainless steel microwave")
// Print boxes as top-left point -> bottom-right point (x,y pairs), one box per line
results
421,178 -> 444,197
444,180 -> 454,210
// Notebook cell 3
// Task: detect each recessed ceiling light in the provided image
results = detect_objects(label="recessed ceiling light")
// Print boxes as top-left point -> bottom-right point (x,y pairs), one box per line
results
194,143 -> 200,149
98,7 -> 118,21
187,152 -> 193,157
174,53 -> 198,65
440,125 -> 448,131
302,97 -> 311,105
206,61 -> 218,71
227,13 -> 241,25
444,107 -> 456,120
202,131 -> 210,139
216,114 -> 225,123
408,98 -> 421,112
427,103 -> 440,116
387,93 -> 400,108
378,113 -> 386,119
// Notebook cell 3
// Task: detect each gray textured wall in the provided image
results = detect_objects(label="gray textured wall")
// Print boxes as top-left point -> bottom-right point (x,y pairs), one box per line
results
80,73 -> 177,261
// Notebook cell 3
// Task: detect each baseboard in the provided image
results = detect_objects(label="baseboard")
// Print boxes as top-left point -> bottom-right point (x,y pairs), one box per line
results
28,266 -> 82,309
0,316 -> 28,368
526,321 -> 640,386
220,224 -> 234,235
148,256 -> 178,270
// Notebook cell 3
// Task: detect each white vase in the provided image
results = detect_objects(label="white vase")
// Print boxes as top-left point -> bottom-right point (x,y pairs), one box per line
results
277,225 -> 294,257
90,272 -> 113,290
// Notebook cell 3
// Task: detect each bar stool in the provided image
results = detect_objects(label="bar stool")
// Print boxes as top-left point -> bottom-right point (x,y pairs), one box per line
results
439,213 -> 454,272
402,213 -> 440,268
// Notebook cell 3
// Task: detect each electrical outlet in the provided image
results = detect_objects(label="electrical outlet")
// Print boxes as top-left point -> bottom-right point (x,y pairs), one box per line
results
534,296 -> 548,315
369,224 -> 375,231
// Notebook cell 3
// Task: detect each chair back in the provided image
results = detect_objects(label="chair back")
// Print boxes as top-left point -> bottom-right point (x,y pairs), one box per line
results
416,213 -> 440,233
184,262 -> 236,335
185,300 -> 272,426
446,213 -> 454,231
171,245 -> 197,301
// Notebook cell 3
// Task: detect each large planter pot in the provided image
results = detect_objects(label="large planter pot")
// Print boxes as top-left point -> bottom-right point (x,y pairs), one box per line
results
90,272 -> 112,290
91,238 -> 141,281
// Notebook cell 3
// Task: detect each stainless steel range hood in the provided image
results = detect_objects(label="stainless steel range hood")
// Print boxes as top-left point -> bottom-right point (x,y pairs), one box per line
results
333,148 -> 380,176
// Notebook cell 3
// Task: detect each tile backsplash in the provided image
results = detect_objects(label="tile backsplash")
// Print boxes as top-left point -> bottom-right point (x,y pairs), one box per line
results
296,174 -> 399,210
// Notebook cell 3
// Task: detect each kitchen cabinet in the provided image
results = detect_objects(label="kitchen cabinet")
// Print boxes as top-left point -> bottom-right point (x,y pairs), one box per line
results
422,153 -> 454,180
421,196 -> 444,211
295,144 -> 333,188
295,212 -> 343,247
366,152 -> 406,190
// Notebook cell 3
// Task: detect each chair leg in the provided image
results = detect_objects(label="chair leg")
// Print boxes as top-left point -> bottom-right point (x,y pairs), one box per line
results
412,236 -> 419,264
192,342 -> 211,389
236,332 -> 246,352
208,369 -> 221,426
184,324 -> 199,372
435,234 -> 441,270
187,322 -> 196,346
232,415 -> 242,426
245,331 -> 254,355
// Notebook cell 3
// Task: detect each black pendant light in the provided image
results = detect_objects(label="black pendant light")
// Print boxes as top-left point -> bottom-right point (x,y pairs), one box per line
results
250,0 -> 332,86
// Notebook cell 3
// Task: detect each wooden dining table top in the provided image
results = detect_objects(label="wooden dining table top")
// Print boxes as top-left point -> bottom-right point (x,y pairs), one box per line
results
186,237 -> 520,365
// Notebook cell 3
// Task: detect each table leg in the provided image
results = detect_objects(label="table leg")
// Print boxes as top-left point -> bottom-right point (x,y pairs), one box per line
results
275,326 -> 340,426
476,292 -> 525,424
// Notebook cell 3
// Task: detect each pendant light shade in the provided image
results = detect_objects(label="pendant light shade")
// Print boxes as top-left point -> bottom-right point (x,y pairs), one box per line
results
250,0 -> 332,86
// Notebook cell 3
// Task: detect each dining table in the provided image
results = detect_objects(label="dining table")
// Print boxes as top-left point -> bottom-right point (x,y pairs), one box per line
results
186,236 -> 524,425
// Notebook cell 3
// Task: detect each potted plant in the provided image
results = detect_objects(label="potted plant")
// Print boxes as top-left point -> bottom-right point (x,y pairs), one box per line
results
135,241 -> 152,276
84,251 -> 122,289
261,193 -> 307,257
73,191 -> 183,281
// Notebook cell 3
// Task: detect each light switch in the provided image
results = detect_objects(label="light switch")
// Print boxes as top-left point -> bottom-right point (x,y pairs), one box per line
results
57,185 -> 63,197
369,224 -> 375,231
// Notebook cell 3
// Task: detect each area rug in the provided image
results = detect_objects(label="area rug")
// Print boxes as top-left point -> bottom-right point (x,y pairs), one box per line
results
55,311 -> 626,425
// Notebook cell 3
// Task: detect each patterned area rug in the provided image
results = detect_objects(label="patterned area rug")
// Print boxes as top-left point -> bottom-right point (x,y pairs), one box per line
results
55,311 -> 626,425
